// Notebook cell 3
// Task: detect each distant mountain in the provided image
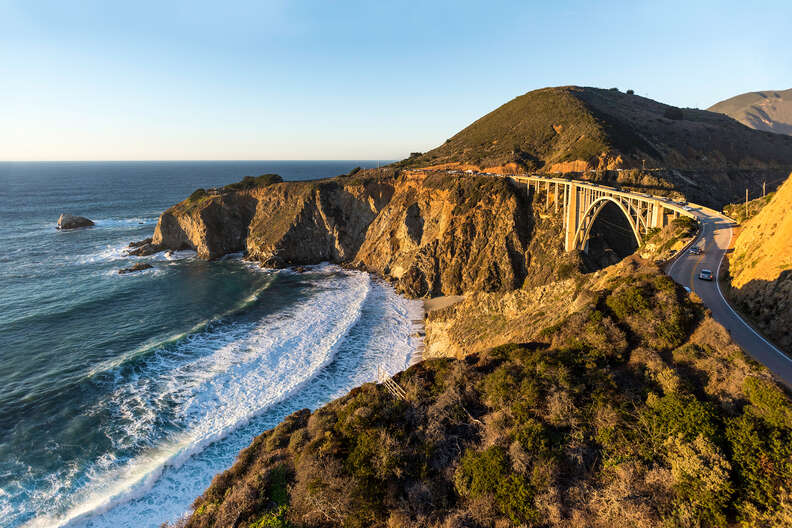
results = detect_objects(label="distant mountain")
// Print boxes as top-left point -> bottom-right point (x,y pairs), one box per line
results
709,89 -> 792,135
396,86 -> 792,206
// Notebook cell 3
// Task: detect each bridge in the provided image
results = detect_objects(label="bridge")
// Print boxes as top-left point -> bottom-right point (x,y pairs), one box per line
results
509,175 -> 696,252
402,168 -> 792,387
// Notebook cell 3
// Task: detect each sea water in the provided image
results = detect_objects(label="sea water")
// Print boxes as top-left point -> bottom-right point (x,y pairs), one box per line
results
0,161 -> 420,527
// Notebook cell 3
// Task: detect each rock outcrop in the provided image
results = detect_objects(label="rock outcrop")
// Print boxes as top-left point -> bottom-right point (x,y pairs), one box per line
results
727,171 -> 792,353
148,171 -> 579,297
57,214 -> 94,229
119,262 -> 153,274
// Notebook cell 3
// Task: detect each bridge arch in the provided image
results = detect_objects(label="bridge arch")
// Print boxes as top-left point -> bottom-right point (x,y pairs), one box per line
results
572,196 -> 645,252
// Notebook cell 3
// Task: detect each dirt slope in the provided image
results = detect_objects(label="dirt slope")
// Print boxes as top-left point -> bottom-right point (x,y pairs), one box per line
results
728,171 -> 792,352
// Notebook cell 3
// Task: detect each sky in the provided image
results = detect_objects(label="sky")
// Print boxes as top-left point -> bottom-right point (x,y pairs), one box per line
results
1,0 -> 790,161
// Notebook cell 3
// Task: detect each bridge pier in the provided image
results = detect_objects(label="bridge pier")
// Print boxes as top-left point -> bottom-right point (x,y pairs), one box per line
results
564,183 -> 579,251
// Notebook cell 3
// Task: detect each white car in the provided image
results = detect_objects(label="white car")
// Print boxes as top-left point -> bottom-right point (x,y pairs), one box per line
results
698,269 -> 713,281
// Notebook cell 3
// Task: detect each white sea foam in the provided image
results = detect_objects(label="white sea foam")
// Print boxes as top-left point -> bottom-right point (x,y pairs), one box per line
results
72,242 -> 130,265
21,267 -> 419,528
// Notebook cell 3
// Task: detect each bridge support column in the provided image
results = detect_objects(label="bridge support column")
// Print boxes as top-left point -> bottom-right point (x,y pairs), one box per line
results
650,201 -> 663,229
546,181 -> 550,209
564,183 -> 579,251
554,183 -> 559,213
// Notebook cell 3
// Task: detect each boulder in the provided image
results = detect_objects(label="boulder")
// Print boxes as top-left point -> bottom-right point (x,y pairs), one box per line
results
57,214 -> 94,229
118,262 -> 153,275
126,238 -> 163,256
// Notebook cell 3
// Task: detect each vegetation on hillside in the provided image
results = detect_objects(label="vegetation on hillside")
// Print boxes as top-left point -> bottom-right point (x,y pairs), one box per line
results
224,174 -> 284,191
723,192 -> 776,224
173,266 -> 792,528
396,86 -> 792,179
639,216 -> 698,262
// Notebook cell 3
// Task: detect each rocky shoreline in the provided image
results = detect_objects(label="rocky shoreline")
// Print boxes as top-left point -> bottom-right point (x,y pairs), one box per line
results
135,170 -> 580,298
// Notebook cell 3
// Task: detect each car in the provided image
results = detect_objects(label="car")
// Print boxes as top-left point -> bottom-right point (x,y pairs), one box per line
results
689,247 -> 702,255
698,269 -> 713,281
683,205 -> 693,211
683,286 -> 691,293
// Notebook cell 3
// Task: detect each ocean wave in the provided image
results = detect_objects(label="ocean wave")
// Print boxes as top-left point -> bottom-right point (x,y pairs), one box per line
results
71,242 -> 131,265
23,268 -> 376,528
81,271 -> 279,381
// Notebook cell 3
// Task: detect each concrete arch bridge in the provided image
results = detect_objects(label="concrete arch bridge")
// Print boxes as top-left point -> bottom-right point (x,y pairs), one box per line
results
510,175 -> 697,252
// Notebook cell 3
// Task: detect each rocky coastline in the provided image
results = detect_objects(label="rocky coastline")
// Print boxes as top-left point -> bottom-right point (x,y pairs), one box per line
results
136,169 -> 580,298
146,169 -> 792,528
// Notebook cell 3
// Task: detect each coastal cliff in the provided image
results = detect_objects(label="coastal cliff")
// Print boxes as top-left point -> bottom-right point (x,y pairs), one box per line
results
149,170 -> 578,296
151,170 -> 792,528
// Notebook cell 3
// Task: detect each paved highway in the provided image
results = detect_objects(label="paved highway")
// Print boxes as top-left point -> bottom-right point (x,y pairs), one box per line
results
666,205 -> 792,388
416,168 -> 792,388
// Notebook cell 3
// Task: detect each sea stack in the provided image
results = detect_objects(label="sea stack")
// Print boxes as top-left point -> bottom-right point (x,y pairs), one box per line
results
57,214 -> 94,229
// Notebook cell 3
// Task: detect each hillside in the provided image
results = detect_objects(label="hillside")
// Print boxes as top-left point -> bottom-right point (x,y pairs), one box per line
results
396,86 -> 792,206
142,170 -> 580,296
709,89 -> 792,135
727,171 -> 792,353
175,260 -> 792,528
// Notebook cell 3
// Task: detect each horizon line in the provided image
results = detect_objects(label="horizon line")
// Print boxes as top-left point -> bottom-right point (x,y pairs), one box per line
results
0,159 -> 400,163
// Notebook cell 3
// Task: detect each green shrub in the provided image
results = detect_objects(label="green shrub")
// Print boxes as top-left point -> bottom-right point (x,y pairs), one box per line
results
249,505 -> 291,528
666,434 -> 733,526
267,464 -> 290,506
188,188 -> 207,202
483,364 -> 523,407
725,413 -> 792,520
225,173 -> 283,191
743,377 -> 792,429
454,446 -> 538,524
605,284 -> 650,319
512,417 -> 551,454
639,394 -> 720,458
671,215 -> 697,234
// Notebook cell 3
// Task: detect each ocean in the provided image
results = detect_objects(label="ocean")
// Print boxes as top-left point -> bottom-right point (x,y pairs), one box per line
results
0,161 -> 421,528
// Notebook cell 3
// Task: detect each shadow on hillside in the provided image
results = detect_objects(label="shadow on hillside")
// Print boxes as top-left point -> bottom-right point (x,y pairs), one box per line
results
721,256 -> 792,356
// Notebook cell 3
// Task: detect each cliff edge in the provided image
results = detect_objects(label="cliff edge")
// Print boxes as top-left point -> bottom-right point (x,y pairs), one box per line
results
149,170 -> 579,297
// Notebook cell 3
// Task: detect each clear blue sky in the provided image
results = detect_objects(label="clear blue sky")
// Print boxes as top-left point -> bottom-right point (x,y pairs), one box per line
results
2,0 -> 790,161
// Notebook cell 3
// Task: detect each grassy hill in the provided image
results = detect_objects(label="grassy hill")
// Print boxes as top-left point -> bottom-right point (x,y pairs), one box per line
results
709,89 -> 792,136
175,261 -> 792,528
395,86 -> 792,206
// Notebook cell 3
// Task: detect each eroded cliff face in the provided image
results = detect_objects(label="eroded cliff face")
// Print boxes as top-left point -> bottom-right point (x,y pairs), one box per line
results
150,171 -> 577,297
727,172 -> 792,353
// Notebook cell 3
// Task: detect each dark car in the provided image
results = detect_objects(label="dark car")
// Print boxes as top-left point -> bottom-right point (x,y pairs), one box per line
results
698,269 -> 713,281
689,247 -> 703,255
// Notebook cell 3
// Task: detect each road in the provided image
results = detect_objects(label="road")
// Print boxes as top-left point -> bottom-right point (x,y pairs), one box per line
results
666,205 -> 792,388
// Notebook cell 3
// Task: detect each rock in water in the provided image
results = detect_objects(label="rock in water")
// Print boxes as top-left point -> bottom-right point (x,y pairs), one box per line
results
126,238 -> 163,256
57,214 -> 94,229
118,262 -> 153,274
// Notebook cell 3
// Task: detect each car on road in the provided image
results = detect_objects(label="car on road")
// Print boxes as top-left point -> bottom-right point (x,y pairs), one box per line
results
698,269 -> 713,281
689,247 -> 703,255
683,205 -> 693,211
